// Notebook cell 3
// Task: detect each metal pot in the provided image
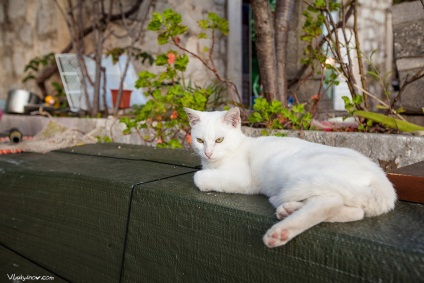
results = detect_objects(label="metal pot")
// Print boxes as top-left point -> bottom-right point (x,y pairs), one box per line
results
5,89 -> 41,114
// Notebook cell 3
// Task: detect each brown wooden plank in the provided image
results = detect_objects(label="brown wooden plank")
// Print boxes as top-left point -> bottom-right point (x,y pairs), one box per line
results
386,161 -> 424,204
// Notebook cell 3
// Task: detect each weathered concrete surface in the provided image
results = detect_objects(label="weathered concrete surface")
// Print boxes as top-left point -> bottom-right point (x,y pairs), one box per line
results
0,114 -> 153,147
397,67 -> 424,114
1,114 -> 423,170
392,0 -> 424,58
393,21 -> 424,59
392,1 -> 424,115
243,127 -> 424,169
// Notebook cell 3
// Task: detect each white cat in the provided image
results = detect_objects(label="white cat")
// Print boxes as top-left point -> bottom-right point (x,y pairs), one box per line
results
184,107 -> 397,248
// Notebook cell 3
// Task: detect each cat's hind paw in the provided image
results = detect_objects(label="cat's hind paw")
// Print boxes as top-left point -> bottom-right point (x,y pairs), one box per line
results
276,201 -> 304,220
263,228 -> 289,248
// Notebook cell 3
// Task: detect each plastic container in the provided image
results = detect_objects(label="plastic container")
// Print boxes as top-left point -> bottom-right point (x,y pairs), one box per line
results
111,89 -> 132,109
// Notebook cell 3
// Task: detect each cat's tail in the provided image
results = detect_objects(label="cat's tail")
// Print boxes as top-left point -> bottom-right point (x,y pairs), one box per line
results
363,173 -> 397,217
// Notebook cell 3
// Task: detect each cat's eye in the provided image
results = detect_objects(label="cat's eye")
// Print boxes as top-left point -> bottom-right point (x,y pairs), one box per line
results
196,138 -> 204,143
215,137 -> 224,143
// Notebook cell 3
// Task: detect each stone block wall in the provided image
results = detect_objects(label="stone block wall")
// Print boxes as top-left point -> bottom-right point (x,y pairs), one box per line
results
0,0 -> 70,100
287,0 -> 393,113
0,0 -> 412,120
0,0 -> 228,102
358,0 -> 393,73
392,1 -> 424,116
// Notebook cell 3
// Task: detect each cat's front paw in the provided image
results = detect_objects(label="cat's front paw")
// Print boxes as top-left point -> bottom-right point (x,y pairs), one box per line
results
193,171 -> 214,192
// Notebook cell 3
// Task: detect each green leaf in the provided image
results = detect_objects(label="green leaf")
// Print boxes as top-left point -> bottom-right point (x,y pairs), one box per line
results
157,70 -> 170,83
163,8 -> 182,24
218,20 -> 229,35
261,129 -> 270,136
158,32 -> 169,45
248,112 -> 262,123
147,12 -> 163,31
174,54 -> 189,71
271,119 -> 283,129
354,110 -> 424,132
198,32 -> 207,39
292,103 -> 304,113
155,54 -> 168,66
302,11 -> 311,19
22,74 -> 35,83
307,6 -> 319,13
181,94 -> 194,107
329,2 -> 341,11
376,104 -> 389,110
193,91 -> 207,105
198,20 -> 209,29
315,0 -> 326,8
274,132 -> 287,137
252,97 -> 268,111
300,35 -> 313,42
135,71 -> 156,88
370,49 -> 378,61
353,95 -> 363,105
396,107 -> 406,114
329,72 -> 338,80
342,96 -> 355,114
122,129 -> 132,135
270,100 -> 283,113
168,139 -> 183,149
172,25 -> 188,36
367,70 -> 380,80
152,89 -> 162,100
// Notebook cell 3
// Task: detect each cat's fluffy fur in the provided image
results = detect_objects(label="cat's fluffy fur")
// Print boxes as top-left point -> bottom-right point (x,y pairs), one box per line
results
184,107 -> 397,248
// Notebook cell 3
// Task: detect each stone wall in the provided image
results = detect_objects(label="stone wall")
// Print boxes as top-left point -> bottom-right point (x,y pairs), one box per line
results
287,0 -> 393,113
1,0 -> 414,119
0,0 -> 228,102
0,0 -> 70,100
392,1 -> 424,116
358,0 -> 393,77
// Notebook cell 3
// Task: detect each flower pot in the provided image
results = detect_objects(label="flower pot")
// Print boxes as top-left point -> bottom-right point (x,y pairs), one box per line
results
5,89 -> 41,114
111,89 -> 132,109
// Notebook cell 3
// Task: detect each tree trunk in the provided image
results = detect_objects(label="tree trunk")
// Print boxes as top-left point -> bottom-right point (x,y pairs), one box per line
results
92,30 -> 103,116
251,0 -> 278,102
41,0 -> 144,99
92,1 -> 103,116
274,0 -> 295,107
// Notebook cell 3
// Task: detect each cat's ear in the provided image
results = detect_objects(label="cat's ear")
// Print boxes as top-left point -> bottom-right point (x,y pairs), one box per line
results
223,107 -> 241,128
184,108 -> 201,127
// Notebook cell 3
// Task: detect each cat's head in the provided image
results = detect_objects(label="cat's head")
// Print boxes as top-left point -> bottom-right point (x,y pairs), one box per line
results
184,107 -> 243,162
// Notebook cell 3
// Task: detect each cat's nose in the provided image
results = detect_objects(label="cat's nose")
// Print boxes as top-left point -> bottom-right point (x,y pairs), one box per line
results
205,151 -> 213,159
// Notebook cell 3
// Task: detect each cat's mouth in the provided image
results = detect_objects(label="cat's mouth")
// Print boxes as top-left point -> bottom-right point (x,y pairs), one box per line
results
203,153 -> 217,161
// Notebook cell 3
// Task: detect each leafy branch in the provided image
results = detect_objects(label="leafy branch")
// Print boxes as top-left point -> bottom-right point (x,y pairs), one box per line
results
120,10 -> 229,148
249,97 -> 313,133
147,9 -> 241,105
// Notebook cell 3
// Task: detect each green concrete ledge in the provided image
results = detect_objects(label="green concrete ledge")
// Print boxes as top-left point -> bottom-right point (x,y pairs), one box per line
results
1,144 -> 423,282
0,144 -> 196,282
